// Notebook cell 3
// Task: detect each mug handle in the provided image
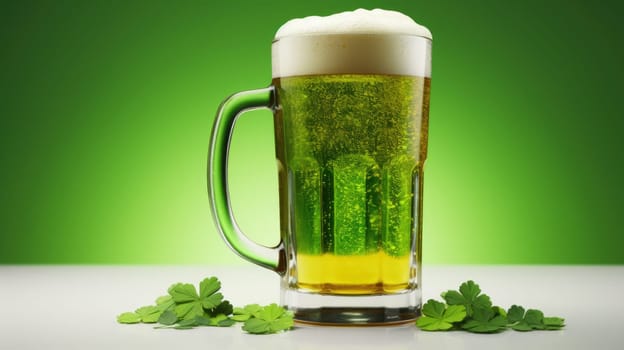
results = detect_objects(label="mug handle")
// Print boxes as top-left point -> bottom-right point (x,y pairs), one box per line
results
208,86 -> 285,274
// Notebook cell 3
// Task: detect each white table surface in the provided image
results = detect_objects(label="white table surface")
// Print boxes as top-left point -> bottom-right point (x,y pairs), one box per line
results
1,265 -> 622,350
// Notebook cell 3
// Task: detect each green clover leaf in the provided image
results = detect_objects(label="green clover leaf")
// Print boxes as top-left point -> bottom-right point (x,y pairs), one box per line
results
442,280 -> 492,317
416,299 -> 467,331
461,306 -> 508,333
242,304 -> 294,334
168,277 -> 224,320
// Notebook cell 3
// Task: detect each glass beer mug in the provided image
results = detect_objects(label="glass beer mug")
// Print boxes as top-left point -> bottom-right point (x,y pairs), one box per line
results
208,9 -> 432,325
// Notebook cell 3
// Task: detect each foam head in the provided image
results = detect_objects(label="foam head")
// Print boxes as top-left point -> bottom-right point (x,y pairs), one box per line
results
275,8 -> 432,40
272,9 -> 432,78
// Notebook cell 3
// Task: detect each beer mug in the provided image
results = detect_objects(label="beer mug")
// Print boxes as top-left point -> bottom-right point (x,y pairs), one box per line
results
208,9 -> 432,325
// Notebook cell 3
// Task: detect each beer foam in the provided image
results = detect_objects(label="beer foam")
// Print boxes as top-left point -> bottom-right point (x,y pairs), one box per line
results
275,9 -> 431,40
272,9 -> 432,78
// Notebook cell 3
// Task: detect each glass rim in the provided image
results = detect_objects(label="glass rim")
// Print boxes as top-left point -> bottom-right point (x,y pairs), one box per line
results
272,32 -> 432,44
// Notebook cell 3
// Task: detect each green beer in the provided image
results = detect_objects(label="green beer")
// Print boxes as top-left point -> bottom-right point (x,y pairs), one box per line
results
274,74 -> 431,294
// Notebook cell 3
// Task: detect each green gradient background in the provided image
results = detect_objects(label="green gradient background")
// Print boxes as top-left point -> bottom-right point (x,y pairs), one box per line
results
1,0 -> 622,264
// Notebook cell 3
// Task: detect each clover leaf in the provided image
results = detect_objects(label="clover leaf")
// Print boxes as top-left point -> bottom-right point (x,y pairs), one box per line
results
461,306 -> 508,333
168,277 -> 224,320
442,280 -> 492,317
507,305 -> 565,331
117,305 -> 161,324
232,304 -> 263,322
416,299 -> 467,331
242,304 -> 294,334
